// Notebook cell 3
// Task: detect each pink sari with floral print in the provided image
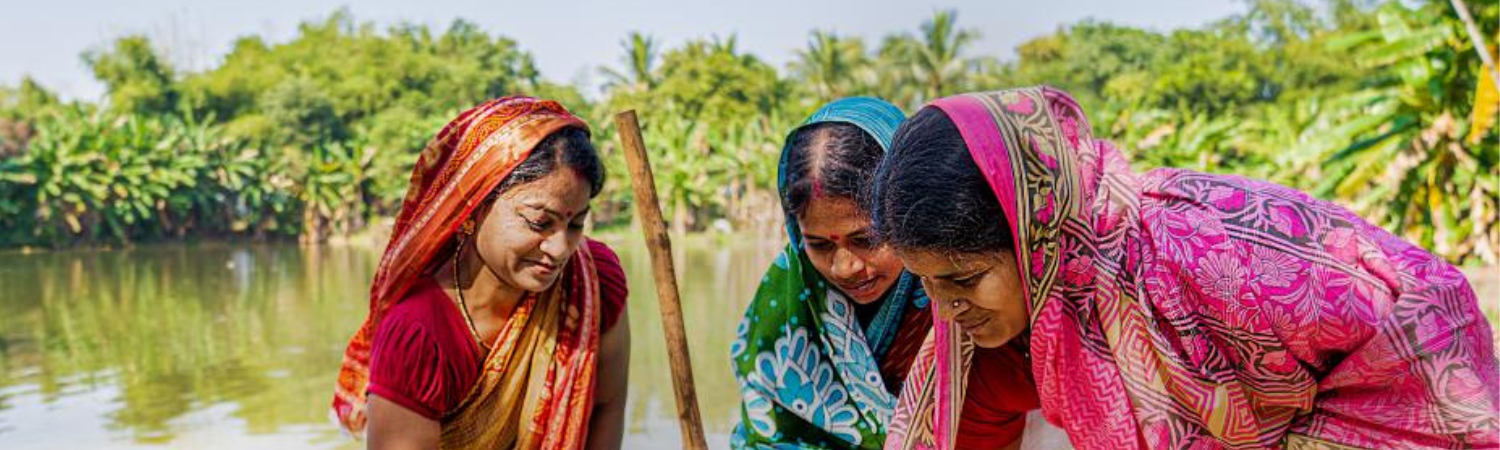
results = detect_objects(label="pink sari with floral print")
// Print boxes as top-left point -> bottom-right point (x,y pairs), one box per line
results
883,87 -> 1499,450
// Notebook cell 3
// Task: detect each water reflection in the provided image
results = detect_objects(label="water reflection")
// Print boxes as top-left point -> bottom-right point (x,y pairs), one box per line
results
0,236 -> 782,450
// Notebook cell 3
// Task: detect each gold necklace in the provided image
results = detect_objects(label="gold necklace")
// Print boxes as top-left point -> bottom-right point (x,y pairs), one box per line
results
454,234 -> 490,351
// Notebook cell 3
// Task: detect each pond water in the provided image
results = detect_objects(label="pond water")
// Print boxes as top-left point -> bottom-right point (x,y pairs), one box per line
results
0,237 -> 1495,450
0,235 -> 781,449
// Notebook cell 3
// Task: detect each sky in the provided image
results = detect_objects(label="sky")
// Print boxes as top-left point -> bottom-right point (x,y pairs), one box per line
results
0,0 -> 1244,100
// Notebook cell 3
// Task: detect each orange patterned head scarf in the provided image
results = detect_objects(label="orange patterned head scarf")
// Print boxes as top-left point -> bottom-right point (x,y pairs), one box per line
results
332,96 -> 587,435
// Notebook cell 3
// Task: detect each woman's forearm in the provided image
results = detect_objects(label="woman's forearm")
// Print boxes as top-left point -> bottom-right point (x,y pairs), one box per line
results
587,313 -> 631,450
366,394 -> 441,450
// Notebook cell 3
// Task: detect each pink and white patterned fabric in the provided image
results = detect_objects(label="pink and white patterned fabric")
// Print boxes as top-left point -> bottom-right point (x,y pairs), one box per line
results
883,87 -> 1499,450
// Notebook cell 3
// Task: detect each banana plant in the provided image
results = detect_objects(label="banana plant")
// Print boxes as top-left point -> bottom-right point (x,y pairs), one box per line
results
1314,0 -> 1498,263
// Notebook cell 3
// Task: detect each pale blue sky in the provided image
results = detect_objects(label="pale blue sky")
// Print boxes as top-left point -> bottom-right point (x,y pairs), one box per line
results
1,0 -> 1243,100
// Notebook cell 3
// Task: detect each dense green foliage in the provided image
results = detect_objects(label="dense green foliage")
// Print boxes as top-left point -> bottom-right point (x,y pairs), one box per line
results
0,1 -> 1495,263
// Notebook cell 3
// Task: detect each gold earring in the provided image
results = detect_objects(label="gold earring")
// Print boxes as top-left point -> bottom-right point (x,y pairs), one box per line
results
461,219 -> 475,236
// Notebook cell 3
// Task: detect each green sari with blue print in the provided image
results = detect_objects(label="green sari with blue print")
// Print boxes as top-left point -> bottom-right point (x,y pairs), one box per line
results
730,97 -> 929,450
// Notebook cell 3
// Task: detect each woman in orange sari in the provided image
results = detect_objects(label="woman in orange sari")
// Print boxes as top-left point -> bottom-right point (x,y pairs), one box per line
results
332,96 -> 631,450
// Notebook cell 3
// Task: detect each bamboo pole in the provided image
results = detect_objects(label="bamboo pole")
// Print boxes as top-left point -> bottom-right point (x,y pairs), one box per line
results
613,110 -> 709,450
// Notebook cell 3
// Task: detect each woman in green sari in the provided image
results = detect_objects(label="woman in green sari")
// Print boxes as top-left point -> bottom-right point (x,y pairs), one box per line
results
730,97 -> 932,450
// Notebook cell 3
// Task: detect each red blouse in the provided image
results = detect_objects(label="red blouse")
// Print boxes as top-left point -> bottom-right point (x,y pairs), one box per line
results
878,302 -> 934,393
366,239 -> 628,420
956,341 -> 1040,450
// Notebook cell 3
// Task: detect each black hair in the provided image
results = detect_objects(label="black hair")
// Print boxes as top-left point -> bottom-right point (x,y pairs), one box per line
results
781,122 -> 884,218
490,126 -> 605,200
872,106 -> 1013,253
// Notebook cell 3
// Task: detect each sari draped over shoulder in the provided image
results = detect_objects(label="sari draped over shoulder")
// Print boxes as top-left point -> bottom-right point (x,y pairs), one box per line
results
731,97 -> 934,450
332,96 -> 604,450
883,87 -> 1499,450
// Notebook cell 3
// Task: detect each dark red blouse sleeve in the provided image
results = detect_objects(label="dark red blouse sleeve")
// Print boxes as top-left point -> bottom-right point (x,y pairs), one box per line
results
366,283 -> 480,421
588,239 -> 628,332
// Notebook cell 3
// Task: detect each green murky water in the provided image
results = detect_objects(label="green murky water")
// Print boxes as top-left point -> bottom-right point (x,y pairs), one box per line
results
0,236 -> 781,449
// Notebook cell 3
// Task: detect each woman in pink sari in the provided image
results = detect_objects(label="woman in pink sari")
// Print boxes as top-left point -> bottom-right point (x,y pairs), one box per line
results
872,86 -> 1499,450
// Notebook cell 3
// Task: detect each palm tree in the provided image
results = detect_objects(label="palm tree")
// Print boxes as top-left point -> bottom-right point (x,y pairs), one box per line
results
601,32 -> 660,93
874,35 -> 922,108
790,31 -> 872,101
903,10 -> 979,102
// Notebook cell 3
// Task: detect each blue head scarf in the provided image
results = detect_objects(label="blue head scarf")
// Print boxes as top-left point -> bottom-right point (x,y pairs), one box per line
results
778,97 -> 905,250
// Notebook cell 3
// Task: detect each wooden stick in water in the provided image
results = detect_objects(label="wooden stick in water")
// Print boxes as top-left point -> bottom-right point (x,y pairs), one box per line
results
614,110 -> 709,450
